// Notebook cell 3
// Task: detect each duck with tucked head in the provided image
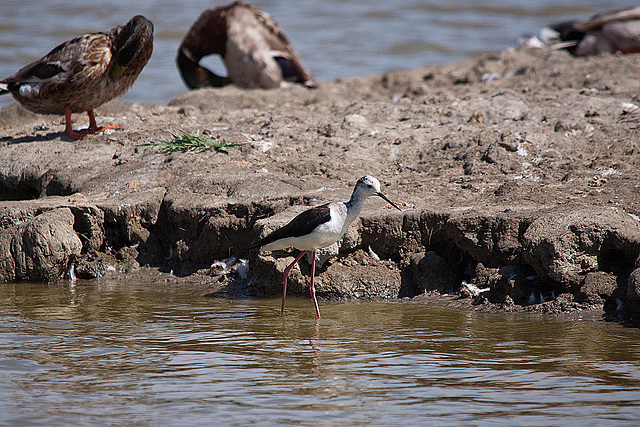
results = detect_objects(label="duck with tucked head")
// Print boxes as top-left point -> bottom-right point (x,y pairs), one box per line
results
177,1 -> 317,90
521,7 -> 640,56
551,6 -> 640,56
0,15 -> 154,140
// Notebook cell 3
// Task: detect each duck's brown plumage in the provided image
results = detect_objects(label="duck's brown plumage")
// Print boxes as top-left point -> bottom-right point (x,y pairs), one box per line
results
177,0 -> 317,90
551,6 -> 640,56
0,15 -> 153,139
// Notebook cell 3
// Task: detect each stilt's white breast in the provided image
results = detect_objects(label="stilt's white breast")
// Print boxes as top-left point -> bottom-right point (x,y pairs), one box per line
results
310,202 -> 347,248
261,202 -> 349,252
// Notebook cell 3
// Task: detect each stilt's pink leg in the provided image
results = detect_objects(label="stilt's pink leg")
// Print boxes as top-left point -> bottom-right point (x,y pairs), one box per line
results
309,250 -> 321,319
282,251 -> 307,315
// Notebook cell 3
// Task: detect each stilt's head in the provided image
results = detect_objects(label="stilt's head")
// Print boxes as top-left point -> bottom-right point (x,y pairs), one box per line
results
354,176 -> 402,211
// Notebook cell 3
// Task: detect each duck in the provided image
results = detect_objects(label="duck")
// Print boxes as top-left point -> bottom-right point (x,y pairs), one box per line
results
0,15 -> 154,140
524,6 -> 640,56
177,0 -> 317,90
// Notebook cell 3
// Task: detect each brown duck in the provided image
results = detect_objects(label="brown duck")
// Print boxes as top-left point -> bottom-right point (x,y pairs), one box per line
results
550,6 -> 640,56
177,1 -> 317,90
0,15 -> 154,140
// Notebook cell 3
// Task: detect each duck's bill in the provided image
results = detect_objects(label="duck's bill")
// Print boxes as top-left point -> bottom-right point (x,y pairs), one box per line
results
377,192 -> 402,211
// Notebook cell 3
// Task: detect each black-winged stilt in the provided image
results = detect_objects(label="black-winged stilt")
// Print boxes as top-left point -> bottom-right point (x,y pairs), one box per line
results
243,176 -> 402,318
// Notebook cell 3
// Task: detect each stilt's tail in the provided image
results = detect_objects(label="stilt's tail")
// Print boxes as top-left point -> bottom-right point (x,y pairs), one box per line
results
0,83 -> 9,96
233,240 -> 262,260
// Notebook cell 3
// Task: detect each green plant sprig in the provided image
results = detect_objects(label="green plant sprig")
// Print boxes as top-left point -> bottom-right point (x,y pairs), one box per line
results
146,131 -> 241,153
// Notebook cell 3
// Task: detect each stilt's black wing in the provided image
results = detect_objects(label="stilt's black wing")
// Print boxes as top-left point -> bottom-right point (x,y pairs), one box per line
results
242,203 -> 332,252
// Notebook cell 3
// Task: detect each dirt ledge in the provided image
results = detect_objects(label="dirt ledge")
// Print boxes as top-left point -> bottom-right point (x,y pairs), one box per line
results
1,47 -> 640,321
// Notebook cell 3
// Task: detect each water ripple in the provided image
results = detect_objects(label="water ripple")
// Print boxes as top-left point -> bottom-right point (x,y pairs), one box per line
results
1,282 -> 640,424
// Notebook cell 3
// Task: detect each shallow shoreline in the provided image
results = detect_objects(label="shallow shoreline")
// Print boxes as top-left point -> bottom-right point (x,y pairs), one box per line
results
1,47 -> 639,320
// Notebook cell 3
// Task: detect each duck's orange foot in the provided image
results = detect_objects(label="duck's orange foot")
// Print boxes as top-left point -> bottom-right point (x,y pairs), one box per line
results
64,124 -> 120,140
63,108 -> 121,140
87,110 -> 119,135
65,128 -> 87,140
88,124 -> 121,134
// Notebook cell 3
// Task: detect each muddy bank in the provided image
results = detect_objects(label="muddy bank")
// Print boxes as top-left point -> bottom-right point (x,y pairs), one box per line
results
1,47 -> 640,321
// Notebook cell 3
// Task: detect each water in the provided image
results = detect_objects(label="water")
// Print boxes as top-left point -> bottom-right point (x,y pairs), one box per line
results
1,0 -> 638,110
1,281 -> 640,425
3,2 -> 640,423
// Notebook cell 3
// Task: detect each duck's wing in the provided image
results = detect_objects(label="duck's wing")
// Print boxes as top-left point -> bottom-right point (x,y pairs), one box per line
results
249,5 -> 318,87
1,33 -> 102,86
179,3 -> 234,58
573,6 -> 640,33
601,20 -> 640,53
176,3 -> 235,88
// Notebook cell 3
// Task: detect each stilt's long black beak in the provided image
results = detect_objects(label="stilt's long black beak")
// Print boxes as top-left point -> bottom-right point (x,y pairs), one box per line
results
377,192 -> 402,211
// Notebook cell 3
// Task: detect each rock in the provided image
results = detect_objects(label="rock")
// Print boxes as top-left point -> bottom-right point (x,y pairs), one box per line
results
116,246 -> 140,273
248,249 -> 401,300
0,201 -> 41,230
523,206 -> 640,293
316,250 -> 401,299
471,262 -> 495,288
71,205 -> 105,252
249,253 -> 299,297
74,252 -> 110,279
0,208 -> 81,282
98,187 -> 165,246
444,207 -> 530,266
342,114 -> 369,129
481,144 -> 520,173
309,244 -> 339,269
361,211 -> 420,259
410,251 -> 458,292
626,268 -> 640,316
578,271 -> 618,305
339,224 -> 361,251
